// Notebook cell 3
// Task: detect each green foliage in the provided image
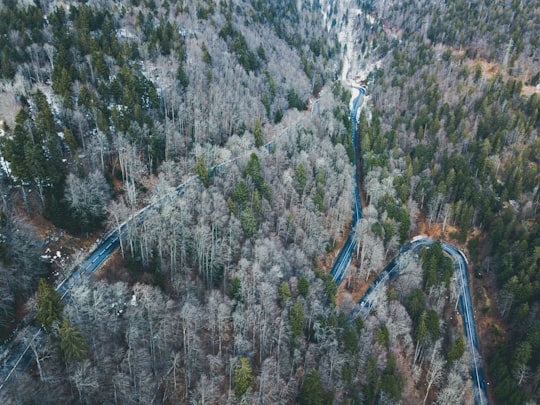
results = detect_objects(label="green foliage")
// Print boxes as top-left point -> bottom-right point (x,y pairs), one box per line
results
467,236 -> 480,262
447,335 -> 465,362
314,269 -> 336,306
298,369 -> 323,405
363,356 -> 378,404
420,242 -> 454,289
201,42 -> 212,64
341,364 -> 353,386
245,153 -> 271,200
354,316 -> 364,334
230,276 -> 243,302
414,313 -> 427,344
406,288 -> 426,322
232,181 -> 250,207
380,354 -> 404,400
63,128 -> 78,153
219,20 -> 261,72
196,2 -> 215,19
1,46 -> 16,80
274,108 -> 283,123
257,43 -> 267,62
287,89 -> 308,110
57,317 -> 88,363
253,118 -> 264,147
36,279 -> 64,331
424,309 -> 440,340
379,195 -> 410,244
3,93 -> 66,199
195,156 -> 210,187
489,347 -> 530,404
298,276 -> 309,298
295,163 -> 308,195
176,64 -> 189,88
240,207 -> 257,238
234,357 -> 253,398
314,190 -> 324,212
245,153 -> 263,185
227,197 -> 238,216
279,281 -> 291,305
290,301 -> 305,338
343,325 -> 359,354
376,325 -> 390,348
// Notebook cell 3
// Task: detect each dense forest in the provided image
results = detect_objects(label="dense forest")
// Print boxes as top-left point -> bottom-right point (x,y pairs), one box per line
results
0,0 -> 538,403
354,0 -> 540,403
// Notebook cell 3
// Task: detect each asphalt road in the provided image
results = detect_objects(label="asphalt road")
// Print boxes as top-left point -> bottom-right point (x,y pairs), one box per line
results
1,84 -> 487,404
0,180 -> 191,391
329,84 -> 487,404
0,123 -> 288,390
348,238 -> 488,404
331,86 -> 365,284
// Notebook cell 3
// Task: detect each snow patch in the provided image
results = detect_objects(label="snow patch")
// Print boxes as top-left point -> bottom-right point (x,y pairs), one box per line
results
116,28 -> 137,40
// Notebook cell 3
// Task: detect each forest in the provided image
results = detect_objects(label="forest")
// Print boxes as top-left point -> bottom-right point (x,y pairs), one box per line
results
0,0 -> 538,404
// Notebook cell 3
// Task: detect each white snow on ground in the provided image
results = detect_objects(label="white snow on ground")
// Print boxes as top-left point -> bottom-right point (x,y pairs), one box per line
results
321,0 -> 382,118
0,124 -> 11,175
321,0 -> 380,113
338,8 -> 364,83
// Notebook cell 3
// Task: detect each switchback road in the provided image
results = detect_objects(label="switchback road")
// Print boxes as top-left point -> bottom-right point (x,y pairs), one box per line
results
330,86 -> 488,404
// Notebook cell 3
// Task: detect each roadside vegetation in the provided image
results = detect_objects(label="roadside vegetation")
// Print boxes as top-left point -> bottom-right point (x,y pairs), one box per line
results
0,0 -> 538,403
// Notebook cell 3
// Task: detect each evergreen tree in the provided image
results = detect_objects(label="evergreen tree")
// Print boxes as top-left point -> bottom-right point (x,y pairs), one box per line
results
195,155 -> 210,187
447,335 -> 465,362
234,357 -> 253,398
298,276 -> 309,298
57,317 -> 88,363
253,118 -> 264,147
35,279 -> 63,331
240,207 -> 257,238
298,369 -> 323,405
290,301 -> 305,338
279,281 -> 291,305
295,163 -> 308,195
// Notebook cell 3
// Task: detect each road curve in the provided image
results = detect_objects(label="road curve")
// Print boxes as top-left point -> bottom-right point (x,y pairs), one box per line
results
330,86 -> 488,404
0,181 -> 191,390
2,84 -> 487,405
0,121 -> 292,390
347,238 -> 488,404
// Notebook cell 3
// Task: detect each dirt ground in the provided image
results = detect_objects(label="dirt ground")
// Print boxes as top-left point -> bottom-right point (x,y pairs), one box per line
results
443,45 -> 540,97
325,197 -> 507,403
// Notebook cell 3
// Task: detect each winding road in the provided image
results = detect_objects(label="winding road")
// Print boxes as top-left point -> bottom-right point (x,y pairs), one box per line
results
0,181 -> 191,391
330,88 -> 488,404
0,124 -> 290,391
2,84 -> 487,404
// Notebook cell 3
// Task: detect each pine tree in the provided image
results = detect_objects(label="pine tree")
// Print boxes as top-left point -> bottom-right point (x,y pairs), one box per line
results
240,207 -> 257,238
234,357 -> 253,398
298,276 -> 309,298
298,369 -> 323,405
447,335 -> 465,362
290,301 -> 305,338
295,163 -> 307,195
253,118 -> 264,147
279,281 -> 291,305
195,155 -> 210,187
35,278 -> 64,331
57,317 -> 88,363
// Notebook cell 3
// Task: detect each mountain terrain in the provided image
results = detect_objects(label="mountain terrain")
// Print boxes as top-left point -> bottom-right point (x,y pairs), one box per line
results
0,0 -> 538,403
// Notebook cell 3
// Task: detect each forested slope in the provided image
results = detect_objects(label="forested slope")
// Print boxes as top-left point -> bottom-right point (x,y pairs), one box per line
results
350,0 -> 540,403
0,0 -> 538,404
0,0 -> 368,403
